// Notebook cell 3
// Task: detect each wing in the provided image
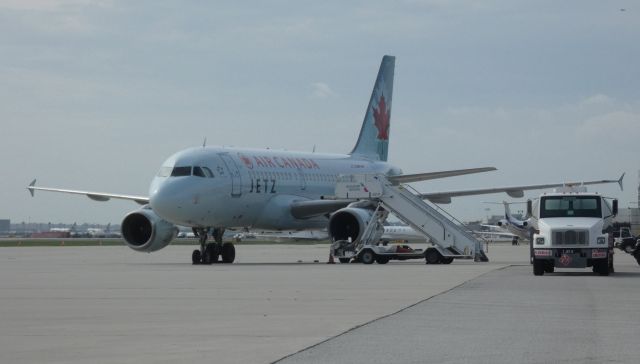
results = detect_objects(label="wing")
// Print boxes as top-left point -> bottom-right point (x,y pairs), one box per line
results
387,167 -> 496,184
419,174 -> 625,204
290,199 -> 353,219
27,179 -> 149,205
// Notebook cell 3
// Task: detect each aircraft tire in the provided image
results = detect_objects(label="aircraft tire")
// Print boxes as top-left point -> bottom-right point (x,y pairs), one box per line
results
192,250 -> 202,265
205,243 -> 219,264
221,242 -> 236,263
360,249 -> 376,265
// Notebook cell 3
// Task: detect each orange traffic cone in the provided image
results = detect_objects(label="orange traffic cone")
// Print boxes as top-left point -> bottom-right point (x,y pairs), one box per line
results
327,253 -> 335,264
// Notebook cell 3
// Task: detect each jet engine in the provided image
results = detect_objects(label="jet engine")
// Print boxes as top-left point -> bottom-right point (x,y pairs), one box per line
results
328,207 -> 375,243
121,207 -> 178,252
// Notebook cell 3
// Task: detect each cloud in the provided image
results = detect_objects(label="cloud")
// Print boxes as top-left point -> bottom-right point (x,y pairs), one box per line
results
0,0 -> 110,11
577,110 -> 640,143
310,82 -> 336,99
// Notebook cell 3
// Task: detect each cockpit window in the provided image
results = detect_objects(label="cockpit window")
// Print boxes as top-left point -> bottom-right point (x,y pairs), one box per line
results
164,165 -> 214,178
193,166 -> 205,177
192,166 -> 214,178
202,167 -> 214,178
171,166 -> 192,177
157,167 -> 172,177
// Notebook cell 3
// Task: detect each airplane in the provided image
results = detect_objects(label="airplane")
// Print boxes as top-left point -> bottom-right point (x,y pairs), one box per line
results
380,225 -> 427,244
86,228 -> 105,238
26,55 -> 626,265
495,201 -> 531,241
238,225 -> 427,244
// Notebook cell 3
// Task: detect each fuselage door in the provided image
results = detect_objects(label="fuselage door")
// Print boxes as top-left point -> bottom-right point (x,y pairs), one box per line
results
218,153 -> 242,197
297,169 -> 307,191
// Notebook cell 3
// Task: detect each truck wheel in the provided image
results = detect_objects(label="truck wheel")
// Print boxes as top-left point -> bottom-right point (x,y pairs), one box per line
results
360,250 -> 376,265
441,257 -> 454,264
609,258 -> 615,274
425,248 -> 442,264
634,251 -> 640,266
543,261 -> 554,273
376,256 -> 390,264
533,259 -> 544,276
596,260 -> 609,276
338,258 -> 351,264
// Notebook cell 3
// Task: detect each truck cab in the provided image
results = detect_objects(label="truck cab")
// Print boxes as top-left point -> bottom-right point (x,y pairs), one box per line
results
529,186 -> 618,276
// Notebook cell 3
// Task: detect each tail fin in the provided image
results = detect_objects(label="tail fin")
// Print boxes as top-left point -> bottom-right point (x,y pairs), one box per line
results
503,201 -> 512,219
350,55 -> 395,161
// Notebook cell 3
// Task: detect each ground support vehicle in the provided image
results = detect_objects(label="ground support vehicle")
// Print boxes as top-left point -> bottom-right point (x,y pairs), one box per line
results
529,186 -> 618,276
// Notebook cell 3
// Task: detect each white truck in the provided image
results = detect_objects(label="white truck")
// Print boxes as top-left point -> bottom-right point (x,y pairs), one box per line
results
529,186 -> 618,276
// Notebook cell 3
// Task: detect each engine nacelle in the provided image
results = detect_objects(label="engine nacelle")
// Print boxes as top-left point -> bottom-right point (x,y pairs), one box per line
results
121,207 -> 177,252
328,207 -> 374,243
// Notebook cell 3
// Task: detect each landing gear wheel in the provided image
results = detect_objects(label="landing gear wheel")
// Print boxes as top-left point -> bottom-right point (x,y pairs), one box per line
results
360,250 -> 375,265
192,250 -> 202,265
376,256 -> 390,264
205,243 -> 219,264
425,248 -> 442,265
338,258 -> 351,264
441,257 -> 454,264
533,259 -> 544,276
195,228 -> 209,264
221,242 -> 236,263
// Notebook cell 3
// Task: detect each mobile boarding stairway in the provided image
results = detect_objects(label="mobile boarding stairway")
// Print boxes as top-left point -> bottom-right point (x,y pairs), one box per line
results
332,174 -> 489,264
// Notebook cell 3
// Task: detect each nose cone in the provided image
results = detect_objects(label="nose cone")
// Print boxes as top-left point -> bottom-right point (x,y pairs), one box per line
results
149,178 -> 190,224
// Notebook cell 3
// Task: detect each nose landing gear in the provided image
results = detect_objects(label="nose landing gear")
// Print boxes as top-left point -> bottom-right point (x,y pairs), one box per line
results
191,227 -> 236,264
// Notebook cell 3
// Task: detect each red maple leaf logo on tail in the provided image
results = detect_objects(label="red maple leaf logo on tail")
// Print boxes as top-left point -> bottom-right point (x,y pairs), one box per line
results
373,94 -> 389,140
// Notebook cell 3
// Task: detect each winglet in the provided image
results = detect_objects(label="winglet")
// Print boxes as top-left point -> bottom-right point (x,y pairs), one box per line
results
27,179 -> 36,197
618,173 -> 625,191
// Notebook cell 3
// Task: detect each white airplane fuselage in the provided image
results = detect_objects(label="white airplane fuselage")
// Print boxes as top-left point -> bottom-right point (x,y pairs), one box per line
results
149,147 -> 401,230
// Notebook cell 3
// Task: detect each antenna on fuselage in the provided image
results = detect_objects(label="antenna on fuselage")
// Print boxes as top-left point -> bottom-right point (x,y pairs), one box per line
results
202,137 -> 207,148
312,144 -> 316,153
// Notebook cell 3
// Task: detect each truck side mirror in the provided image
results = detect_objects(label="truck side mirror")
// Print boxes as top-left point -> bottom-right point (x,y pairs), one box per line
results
612,199 -> 618,216
526,200 -> 532,217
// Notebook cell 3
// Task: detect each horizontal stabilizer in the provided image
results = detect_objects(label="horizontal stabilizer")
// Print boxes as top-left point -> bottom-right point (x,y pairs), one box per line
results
388,167 -> 497,184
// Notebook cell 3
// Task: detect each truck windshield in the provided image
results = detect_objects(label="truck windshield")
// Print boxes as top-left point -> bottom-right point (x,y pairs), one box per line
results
540,196 -> 601,218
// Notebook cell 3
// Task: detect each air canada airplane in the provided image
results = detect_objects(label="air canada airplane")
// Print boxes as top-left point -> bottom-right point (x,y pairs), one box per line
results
27,55 -> 623,264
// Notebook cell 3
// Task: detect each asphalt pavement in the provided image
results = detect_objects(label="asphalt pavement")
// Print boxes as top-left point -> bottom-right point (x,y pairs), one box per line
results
277,260 -> 640,364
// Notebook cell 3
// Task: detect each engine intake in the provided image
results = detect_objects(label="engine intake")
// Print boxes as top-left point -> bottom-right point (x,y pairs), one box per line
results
121,207 -> 177,252
328,207 -> 374,242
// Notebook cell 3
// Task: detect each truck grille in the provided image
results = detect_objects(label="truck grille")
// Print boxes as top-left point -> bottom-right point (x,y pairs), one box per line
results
552,230 -> 588,245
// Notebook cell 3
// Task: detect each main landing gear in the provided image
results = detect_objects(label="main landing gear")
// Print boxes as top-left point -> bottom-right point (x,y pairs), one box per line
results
192,228 -> 236,265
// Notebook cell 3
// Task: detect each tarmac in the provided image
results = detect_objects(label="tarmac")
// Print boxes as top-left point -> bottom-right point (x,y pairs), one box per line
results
1,243 -> 638,364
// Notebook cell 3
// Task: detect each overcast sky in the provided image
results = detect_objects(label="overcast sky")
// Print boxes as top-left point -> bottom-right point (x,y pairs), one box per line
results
2,0 -> 639,225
